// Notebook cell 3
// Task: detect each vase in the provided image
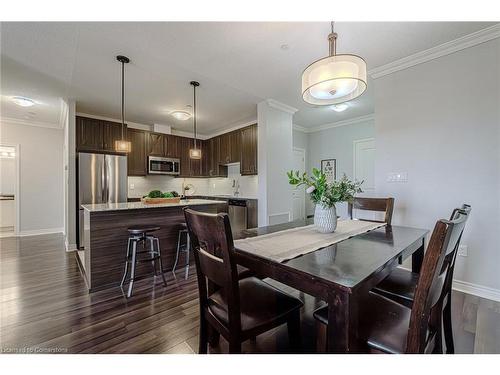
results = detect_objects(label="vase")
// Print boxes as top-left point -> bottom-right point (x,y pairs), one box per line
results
314,204 -> 337,233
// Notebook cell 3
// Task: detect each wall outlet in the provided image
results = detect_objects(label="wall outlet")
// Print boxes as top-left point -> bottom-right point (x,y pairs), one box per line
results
458,244 -> 468,257
387,172 -> 408,183
129,183 -> 135,190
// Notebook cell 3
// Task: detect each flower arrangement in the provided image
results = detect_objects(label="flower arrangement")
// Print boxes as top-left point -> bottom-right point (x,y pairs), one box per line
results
287,168 -> 363,208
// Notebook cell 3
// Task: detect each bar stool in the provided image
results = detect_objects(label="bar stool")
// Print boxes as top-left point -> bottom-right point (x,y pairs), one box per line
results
172,223 -> 191,279
120,225 -> 167,298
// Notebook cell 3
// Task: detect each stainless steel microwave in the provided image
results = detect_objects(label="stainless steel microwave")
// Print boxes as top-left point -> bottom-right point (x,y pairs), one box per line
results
148,156 -> 180,175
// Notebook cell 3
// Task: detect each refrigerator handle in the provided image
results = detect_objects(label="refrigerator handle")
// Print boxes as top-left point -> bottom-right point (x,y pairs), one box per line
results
102,157 -> 107,203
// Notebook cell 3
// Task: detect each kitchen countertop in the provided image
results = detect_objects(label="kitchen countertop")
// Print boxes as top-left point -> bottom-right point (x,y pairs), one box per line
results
193,194 -> 258,201
82,199 -> 226,212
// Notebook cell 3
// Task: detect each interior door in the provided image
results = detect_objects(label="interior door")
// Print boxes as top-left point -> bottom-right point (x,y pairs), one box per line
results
291,148 -> 306,221
353,138 -> 375,195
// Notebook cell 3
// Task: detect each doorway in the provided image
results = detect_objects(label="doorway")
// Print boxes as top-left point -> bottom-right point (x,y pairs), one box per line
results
0,144 -> 19,237
353,138 -> 377,220
291,147 -> 306,221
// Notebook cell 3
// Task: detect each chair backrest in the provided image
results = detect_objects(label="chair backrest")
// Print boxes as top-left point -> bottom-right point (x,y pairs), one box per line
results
347,197 -> 395,225
183,208 -> 242,331
406,208 -> 470,353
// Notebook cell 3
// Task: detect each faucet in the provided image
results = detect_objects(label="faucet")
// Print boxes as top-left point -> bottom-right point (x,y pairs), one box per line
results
232,179 -> 240,197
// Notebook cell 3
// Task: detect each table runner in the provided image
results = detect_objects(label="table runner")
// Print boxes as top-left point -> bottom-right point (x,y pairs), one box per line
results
234,220 -> 386,263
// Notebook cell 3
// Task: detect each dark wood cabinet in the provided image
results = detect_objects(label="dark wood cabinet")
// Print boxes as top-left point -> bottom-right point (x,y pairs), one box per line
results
189,139 -> 204,177
218,132 -> 231,164
240,124 -> 258,175
206,137 -> 227,177
147,133 -> 164,156
229,130 -> 241,163
76,117 -> 104,152
76,116 -> 127,154
102,120 -> 125,152
127,128 -> 147,176
164,134 -> 179,158
178,136 -> 192,177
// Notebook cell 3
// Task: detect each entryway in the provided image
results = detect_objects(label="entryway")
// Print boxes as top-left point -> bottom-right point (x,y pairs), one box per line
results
0,144 -> 18,237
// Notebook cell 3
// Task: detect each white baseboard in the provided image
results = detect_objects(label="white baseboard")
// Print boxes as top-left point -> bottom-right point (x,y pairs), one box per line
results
397,265 -> 500,303
17,228 -> 64,237
452,280 -> 500,303
65,238 -> 78,252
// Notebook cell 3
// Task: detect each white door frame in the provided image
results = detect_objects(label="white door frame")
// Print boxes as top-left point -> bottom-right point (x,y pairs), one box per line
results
292,147 -> 306,220
0,143 -> 20,235
353,138 -> 375,195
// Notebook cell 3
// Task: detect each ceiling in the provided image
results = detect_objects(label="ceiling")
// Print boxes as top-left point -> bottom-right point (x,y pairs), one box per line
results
1,22 -> 496,134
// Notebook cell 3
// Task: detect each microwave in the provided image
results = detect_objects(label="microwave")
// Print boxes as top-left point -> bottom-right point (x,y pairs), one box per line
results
148,156 -> 180,175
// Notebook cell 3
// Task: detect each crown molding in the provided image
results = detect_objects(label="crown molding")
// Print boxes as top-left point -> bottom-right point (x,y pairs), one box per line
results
292,124 -> 308,133
298,114 -> 375,134
0,116 -> 62,130
370,24 -> 500,79
265,99 -> 298,114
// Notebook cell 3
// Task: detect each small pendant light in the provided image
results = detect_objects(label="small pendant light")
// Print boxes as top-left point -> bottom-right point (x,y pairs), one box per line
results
302,22 -> 367,106
189,81 -> 201,160
115,55 -> 132,153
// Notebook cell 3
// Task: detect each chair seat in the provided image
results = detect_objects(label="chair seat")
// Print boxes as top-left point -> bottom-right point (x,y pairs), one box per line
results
128,225 -> 161,235
236,265 -> 254,279
372,268 -> 418,308
314,292 -> 411,354
207,277 -> 303,334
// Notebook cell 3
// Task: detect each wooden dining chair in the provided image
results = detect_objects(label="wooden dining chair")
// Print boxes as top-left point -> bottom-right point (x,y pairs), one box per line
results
313,209 -> 469,353
371,204 -> 471,353
183,208 -> 303,354
348,197 -> 395,225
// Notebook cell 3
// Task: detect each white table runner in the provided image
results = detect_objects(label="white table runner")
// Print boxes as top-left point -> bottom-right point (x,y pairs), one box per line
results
234,220 -> 386,263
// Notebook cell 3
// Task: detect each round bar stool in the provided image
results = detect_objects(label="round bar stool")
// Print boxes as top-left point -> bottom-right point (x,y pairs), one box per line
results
120,225 -> 167,298
172,223 -> 191,280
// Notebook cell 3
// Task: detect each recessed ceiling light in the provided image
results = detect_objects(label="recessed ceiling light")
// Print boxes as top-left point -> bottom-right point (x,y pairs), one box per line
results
12,96 -> 35,107
331,103 -> 349,112
170,110 -> 191,121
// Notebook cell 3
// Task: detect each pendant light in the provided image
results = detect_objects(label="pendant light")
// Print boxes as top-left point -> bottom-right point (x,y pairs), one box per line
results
115,55 -> 132,153
302,22 -> 367,106
189,81 -> 201,160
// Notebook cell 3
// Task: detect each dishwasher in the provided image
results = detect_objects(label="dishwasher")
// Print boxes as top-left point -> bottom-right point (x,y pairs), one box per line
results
228,199 -> 248,234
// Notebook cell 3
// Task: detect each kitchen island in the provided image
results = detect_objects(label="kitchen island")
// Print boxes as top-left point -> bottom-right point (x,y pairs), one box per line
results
78,199 -> 227,292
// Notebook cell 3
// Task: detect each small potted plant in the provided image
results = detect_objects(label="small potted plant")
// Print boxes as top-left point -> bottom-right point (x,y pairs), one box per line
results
287,168 -> 363,233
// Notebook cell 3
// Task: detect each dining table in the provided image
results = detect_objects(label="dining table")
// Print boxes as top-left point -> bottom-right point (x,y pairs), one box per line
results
233,219 -> 428,353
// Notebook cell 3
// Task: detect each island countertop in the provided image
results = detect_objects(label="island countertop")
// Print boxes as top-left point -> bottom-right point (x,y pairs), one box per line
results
81,198 -> 226,213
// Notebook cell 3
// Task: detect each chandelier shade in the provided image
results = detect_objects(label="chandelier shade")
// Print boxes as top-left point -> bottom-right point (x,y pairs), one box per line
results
302,54 -> 367,106
301,22 -> 367,106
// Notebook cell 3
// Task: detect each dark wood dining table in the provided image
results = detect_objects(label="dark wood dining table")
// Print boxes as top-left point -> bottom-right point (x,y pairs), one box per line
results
233,219 -> 428,353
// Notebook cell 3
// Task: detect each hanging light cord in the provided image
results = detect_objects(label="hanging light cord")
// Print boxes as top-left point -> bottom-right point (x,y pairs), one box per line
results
193,84 -> 197,149
329,21 -> 337,56
120,59 -> 125,141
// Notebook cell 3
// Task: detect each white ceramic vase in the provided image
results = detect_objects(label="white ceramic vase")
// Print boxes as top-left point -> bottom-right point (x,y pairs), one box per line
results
314,204 -> 337,233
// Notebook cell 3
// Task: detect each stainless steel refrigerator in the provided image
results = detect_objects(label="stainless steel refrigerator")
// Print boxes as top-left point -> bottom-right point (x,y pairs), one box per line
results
77,152 -> 127,248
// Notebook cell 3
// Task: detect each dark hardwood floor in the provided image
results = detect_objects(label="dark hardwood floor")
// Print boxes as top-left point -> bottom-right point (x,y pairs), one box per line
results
1,233 -> 499,354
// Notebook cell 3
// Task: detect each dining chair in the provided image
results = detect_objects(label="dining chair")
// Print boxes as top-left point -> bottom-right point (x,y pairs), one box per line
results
348,197 -> 395,225
183,208 -> 303,354
313,209 -> 469,353
371,204 -> 471,353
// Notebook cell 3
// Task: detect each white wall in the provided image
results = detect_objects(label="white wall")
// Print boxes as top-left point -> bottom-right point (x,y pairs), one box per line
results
304,118 -> 375,217
374,38 -> 500,292
257,100 -> 295,226
0,120 -> 64,234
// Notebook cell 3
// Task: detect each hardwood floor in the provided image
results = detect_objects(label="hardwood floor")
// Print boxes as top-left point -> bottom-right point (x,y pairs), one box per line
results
1,233 -> 499,354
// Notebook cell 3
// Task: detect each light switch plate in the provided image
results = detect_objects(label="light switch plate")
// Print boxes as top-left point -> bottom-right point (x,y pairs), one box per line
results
129,183 -> 135,190
458,244 -> 468,257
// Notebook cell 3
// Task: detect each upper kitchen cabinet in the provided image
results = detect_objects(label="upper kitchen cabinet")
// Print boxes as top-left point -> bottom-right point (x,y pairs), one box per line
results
147,132 -> 164,156
127,128 -> 147,176
178,136 -> 193,177
206,137 -> 227,177
164,134 -> 179,158
240,124 -> 258,175
218,130 -> 241,164
76,116 -> 127,154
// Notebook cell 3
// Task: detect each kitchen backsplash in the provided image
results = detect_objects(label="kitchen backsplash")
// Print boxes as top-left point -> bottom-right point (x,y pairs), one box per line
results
128,164 -> 258,199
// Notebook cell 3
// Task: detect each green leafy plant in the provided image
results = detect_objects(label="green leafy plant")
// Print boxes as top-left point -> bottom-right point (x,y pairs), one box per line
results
147,190 -> 163,198
287,168 -> 363,208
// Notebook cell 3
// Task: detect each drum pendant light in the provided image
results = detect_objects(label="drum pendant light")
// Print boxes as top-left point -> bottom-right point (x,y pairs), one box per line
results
189,81 -> 201,160
115,55 -> 132,153
302,22 -> 367,106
